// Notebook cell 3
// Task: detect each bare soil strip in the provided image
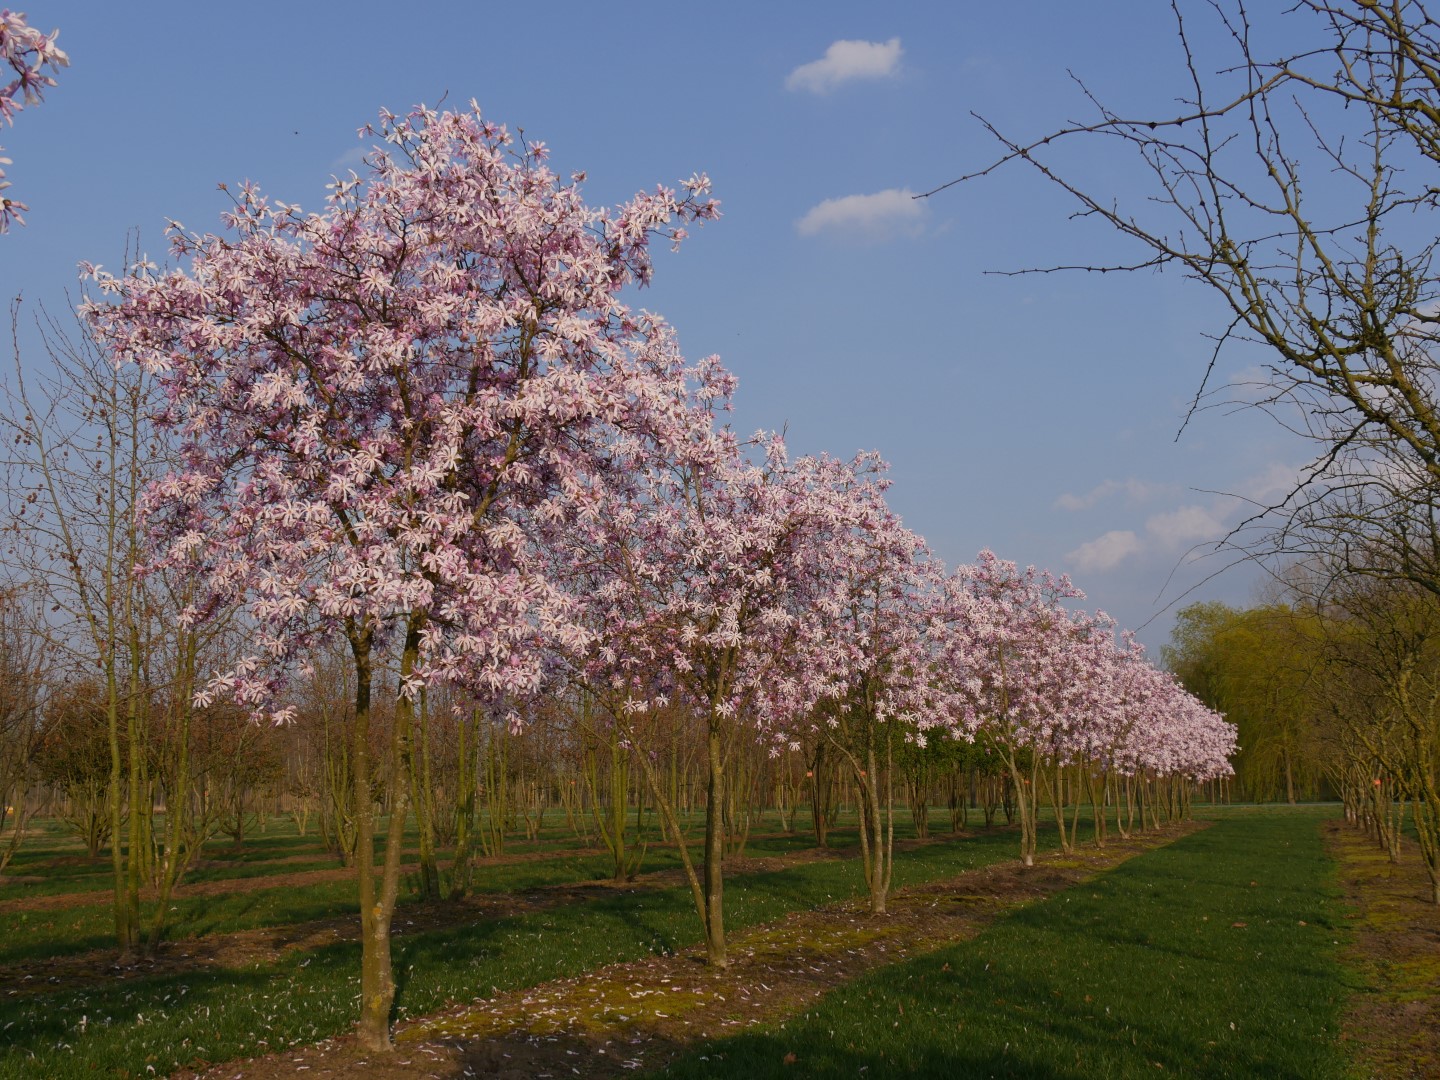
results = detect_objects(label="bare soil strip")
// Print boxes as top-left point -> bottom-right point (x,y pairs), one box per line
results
1326,820 -> 1440,1080
181,822 -> 1206,1080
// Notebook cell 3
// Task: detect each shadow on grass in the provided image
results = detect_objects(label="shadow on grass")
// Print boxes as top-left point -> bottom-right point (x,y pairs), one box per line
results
656,813 -> 1348,1080
0,821 -> 1051,1078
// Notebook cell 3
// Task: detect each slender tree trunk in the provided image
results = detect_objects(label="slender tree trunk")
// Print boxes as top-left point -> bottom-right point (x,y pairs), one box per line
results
124,654 -> 145,954
810,741 -> 831,848
409,690 -> 440,902
146,640 -> 194,954
1087,769 -> 1107,849
630,725 -> 708,937
447,709 -> 476,900
588,734 -> 640,881
1001,750 -> 1037,867
1069,767 -> 1085,847
877,737 -> 895,912
1048,764 -> 1072,854
106,662 -> 134,958
480,716 -> 508,858
350,627 -> 393,1053
702,716 -> 727,967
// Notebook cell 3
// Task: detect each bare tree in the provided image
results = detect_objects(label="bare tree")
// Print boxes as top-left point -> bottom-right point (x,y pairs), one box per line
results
0,586 -> 48,873
1,298 -> 230,956
2,300 -> 160,957
925,0 -> 1440,590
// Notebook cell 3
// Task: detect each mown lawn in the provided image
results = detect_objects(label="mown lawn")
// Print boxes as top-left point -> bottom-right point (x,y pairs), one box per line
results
0,813 -> 850,965
657,808 -> 1350,1079
0,818 -> 1041,1078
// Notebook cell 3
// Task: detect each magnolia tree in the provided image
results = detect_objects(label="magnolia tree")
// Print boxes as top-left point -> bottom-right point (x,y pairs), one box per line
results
85,104 -> 719,1050
1073,632 -> 1153,845
1021,608 -> 1123,853
939,552 -> 1084,865
1049,624 -> 1234,843
0,9 -> 66,231
563,434 -> 873,966
784,456 -> 970,914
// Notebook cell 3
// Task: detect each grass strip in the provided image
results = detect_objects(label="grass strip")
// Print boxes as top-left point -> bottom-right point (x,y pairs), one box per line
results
0,829 -> 841,966
656,808 -> 1350,1080
0,823 -> 1042,1078
0,814 -> 840,902
0,816 -> 838,910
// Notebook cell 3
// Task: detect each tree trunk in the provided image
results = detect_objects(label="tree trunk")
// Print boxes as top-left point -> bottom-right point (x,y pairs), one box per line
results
409,690 -> 440,902
618,719 -> 712,964
106,661 -> 134,958
447,709 -> 477,900
350,627 -> 394,1053
1002,752 -> 1038,867
809,741 -> 831,848
702,717 -> 727,967
1048,765 -> 1073,854
146,655 -> 194,956
1088,769 -> 1107,849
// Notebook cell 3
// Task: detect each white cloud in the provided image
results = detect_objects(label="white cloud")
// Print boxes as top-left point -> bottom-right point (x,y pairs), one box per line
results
786,38 -> 903,94
1054,478 -> 1171,511
795,188 -> 925,241
1144,505 -> 1227,548
1236,461 -> 1300,505
1066,530 -> 1142,573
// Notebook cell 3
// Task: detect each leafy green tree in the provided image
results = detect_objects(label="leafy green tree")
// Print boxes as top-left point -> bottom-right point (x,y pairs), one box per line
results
1166,602 -> 1325,803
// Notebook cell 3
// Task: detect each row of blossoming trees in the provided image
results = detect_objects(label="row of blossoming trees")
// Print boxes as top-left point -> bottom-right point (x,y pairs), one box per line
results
71,105 -> 1233,1050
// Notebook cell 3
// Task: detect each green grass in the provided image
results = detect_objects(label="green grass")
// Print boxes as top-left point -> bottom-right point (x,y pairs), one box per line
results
0,824 -> 862,966
0,822 -> 1039,1078
0,807 -> 946,968
0,810 -> 853,902
656,808 -> 1351,1080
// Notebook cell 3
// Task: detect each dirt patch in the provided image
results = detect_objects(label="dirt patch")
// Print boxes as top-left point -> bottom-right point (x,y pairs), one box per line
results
177,823 -> 1206,1080
1326,819 -> 1440,1080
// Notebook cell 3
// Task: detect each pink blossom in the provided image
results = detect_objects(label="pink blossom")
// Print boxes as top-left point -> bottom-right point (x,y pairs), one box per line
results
0,8 -> 66,231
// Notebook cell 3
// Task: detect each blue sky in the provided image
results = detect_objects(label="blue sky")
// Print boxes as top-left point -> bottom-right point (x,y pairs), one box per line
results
1,1 -> 1314,650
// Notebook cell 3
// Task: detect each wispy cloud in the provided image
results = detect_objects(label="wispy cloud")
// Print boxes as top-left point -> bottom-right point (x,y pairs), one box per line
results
1054,478 -> 1171,512
786,38 -> 903,94
1236,461 -> 1300,505
1066,502 -> 1227,575
1066,530 -> 1142,573
795,188 -> 925,241
1144,505 -> 1227,548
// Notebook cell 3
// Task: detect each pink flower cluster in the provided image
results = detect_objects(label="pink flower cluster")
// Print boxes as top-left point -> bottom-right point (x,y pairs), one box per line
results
0,8 -> 67,231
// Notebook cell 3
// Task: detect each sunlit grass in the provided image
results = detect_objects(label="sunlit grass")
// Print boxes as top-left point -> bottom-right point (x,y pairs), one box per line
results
658,808 -> 1350,1080
0,820 -> 1037,1078
0,808 -> 946,966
